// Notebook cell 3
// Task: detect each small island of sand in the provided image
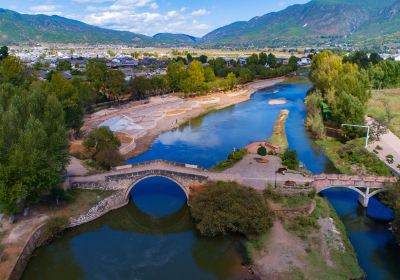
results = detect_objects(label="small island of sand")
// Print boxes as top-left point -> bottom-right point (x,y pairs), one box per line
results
268,99 -> 288,105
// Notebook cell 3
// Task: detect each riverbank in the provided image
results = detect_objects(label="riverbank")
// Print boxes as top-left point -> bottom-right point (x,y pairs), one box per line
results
252,197 -> 364,279
71,77 -> 286,160
0,189 -> 112,280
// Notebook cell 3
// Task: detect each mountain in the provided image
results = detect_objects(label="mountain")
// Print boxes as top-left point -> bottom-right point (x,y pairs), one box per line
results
200,0 -> 400,47
0,8 -> 155,45
1,1 -> 400,48
153,33 -> 198,46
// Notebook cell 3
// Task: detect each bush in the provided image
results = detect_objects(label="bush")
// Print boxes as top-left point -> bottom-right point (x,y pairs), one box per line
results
212,149 -> 247,171
190,181 -> 273,238
281,150 -> 300,170
257,146 -> 267,156
83,127 -> 123,170
337,139 -> 391,176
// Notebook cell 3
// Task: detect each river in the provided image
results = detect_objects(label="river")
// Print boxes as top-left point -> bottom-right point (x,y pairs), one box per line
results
23,83 -> 400,279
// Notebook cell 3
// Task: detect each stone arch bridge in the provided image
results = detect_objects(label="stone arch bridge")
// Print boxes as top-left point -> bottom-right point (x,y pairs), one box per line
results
70,160 -> 397,210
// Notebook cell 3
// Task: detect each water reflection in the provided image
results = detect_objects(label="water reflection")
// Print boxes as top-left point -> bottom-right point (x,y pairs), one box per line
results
321,188 -> 400,280
23,177 -> 246,280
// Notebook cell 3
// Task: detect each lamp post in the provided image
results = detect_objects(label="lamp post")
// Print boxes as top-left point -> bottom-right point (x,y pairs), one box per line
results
341,123 -> 370,148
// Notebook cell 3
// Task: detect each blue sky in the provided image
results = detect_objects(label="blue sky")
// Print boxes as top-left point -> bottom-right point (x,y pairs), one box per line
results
1,0 -> 310,36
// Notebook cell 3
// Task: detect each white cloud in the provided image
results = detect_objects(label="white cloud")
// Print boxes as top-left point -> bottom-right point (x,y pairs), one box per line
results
191,9 -> 209,17
72,0 -> 113,3
77,0 -> 211,36
29,5 -> 63,15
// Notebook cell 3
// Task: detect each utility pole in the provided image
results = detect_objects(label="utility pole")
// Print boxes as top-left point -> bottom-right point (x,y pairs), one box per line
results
341,124 -> 370,148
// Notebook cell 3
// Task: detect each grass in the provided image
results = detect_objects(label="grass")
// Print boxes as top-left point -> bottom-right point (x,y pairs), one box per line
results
211,149 -> 247,171
368,88 -> 400,138
268,110 -> 289,153
44,189 -> 112,219
286,197 -> 364,279
316,137 -> 391,176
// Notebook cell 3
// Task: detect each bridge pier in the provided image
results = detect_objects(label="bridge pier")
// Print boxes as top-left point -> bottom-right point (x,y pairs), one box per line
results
358,194 -> 369,208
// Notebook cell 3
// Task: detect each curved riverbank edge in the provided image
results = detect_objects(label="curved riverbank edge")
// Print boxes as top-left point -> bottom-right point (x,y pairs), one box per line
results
8,191 -> 129,280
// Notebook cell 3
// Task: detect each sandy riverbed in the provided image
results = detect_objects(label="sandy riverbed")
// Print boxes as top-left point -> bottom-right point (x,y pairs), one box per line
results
73,77 -> 286,159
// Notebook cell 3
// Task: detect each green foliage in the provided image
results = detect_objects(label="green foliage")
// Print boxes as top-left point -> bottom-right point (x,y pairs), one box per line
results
337,139 -> 391,176
190,181 -> 273,238
286,215 -> 320,238
257,146 -> 267,156
239,68 -> 254,83
281,150 -> 300,170
0,61 -> 69,214
226,72 -> 237,90
56,60 -> 72,72
310,51 -> 370,138
0,46 -> 8,60
305,92 -> 326,139
368,60 -> 400,89
317,138 -> 391,176
83,127 -> 122,170
212,149 -> 247,171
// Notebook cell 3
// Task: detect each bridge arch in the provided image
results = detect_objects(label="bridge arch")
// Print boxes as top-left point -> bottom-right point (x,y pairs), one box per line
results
124,174 -> 190,201
317,185 -> 367,198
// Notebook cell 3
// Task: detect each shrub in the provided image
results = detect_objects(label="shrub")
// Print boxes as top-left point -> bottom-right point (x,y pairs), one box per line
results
281,150 -> 300,170
286,215 -> 319,238
190,181 -> 273,239
257,146 -> 267,156
212,149 -> 247,171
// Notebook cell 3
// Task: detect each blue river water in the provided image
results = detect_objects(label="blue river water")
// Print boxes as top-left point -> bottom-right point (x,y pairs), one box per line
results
23,83 -> 400,279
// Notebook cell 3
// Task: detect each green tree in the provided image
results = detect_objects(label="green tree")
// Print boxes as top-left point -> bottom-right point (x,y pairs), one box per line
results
188,61 -> 205,85
226,72 -> 237,90
0,56 -> 27,86
204,66 -> 215,82
83,127 -> 122,170
267,53 -> 277,68
239,68 -> 254,83
0,46 -> 8,60
247,54 -> 259,65
288,55 -> 298,70
56,60 -> 72,72
44,73 -> 84,132
86,59 -> 108,94
259,52 -> 268,65
166,61 -> 187,92
190,181 -> 272,238
199,55 -> 208,64
0,86 -> 69,214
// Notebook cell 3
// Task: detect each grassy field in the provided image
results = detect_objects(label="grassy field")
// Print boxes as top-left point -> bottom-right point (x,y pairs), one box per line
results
368,88 -> 400,138
316,137 -> 391,176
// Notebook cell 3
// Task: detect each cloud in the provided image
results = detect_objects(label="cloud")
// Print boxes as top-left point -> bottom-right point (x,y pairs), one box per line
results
78,0 -> 211,36
72,0 -> 113,3
29,5 -> 63,15
191,9 -> 209,17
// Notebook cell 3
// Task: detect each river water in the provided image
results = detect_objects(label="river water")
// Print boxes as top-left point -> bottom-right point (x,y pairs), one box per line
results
23,83 -> 400,280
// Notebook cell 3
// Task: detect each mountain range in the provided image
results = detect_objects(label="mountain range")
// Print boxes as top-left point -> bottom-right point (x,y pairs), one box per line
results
1,0 -> 400,47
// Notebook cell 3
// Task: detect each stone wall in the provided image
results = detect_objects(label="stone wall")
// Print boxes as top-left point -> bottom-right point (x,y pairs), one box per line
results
8,190 -> 129,280
69,191 -> 128,227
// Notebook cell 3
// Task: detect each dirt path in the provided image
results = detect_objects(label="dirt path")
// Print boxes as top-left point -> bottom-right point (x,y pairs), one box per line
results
253,221 -> 306,279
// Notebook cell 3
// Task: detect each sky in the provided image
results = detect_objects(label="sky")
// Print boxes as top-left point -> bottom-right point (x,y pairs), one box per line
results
1,0 -> 310,37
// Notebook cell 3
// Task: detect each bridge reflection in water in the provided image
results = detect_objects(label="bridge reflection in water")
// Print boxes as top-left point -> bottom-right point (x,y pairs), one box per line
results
130,176 -> 187,218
